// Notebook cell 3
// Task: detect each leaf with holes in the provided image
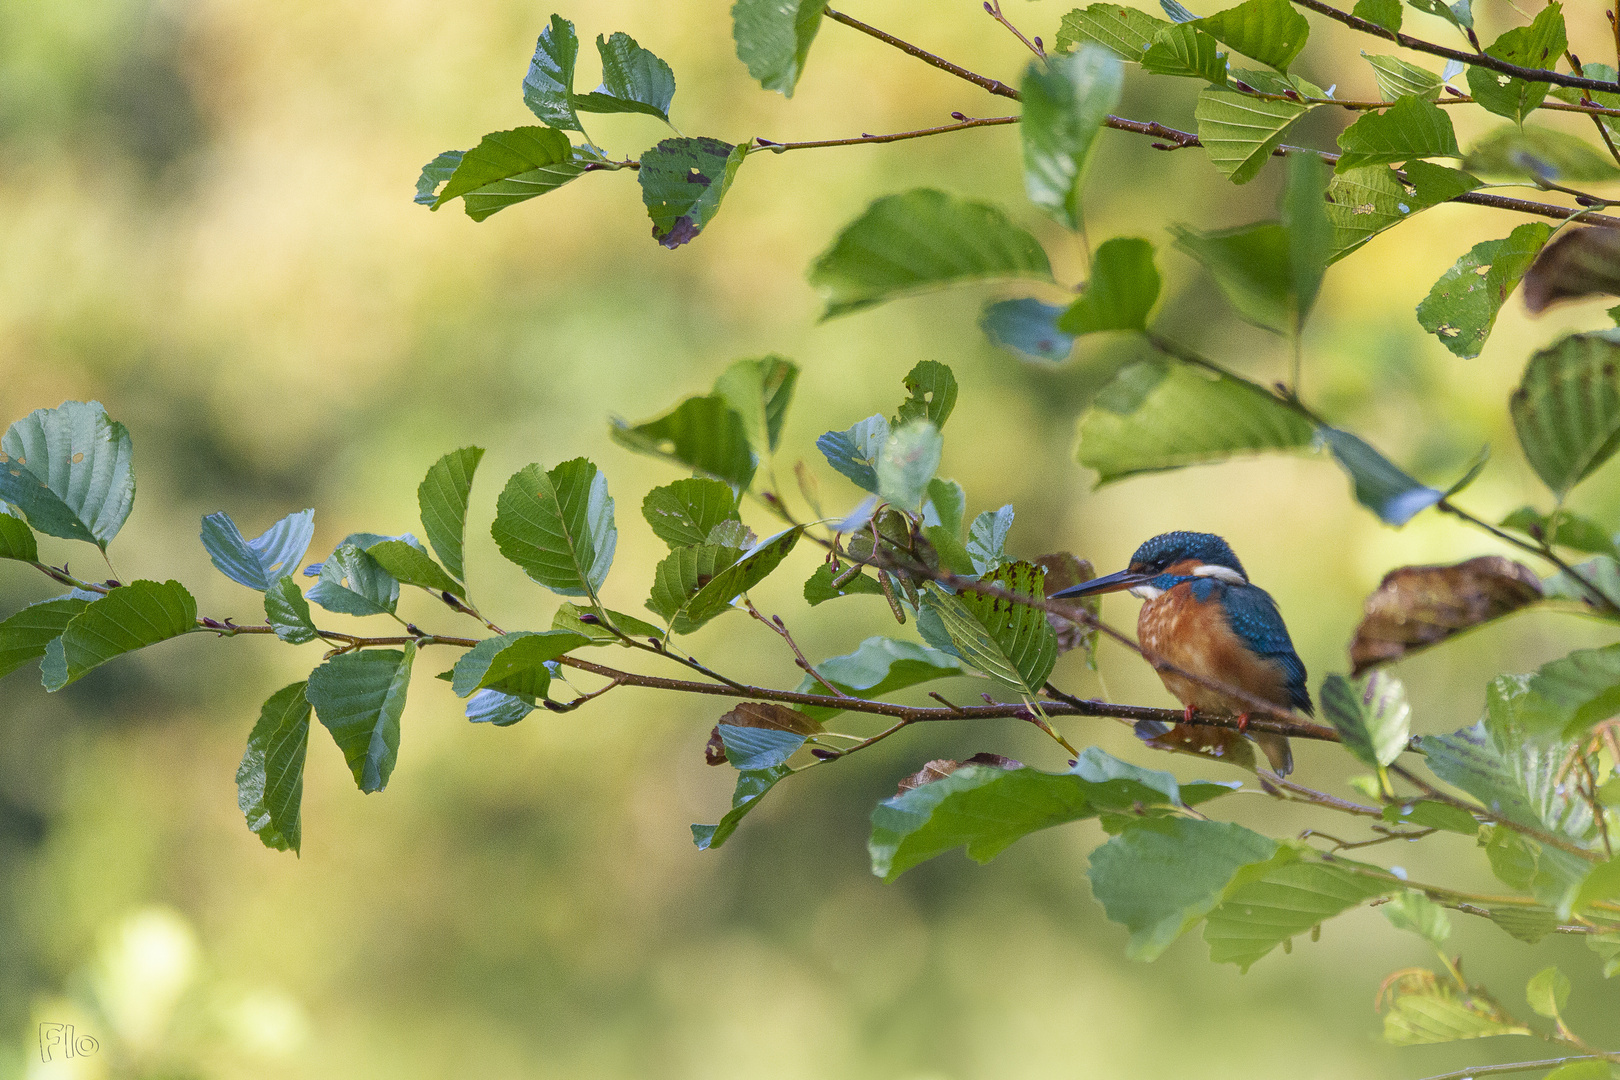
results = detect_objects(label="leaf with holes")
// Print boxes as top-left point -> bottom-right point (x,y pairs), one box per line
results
922,562 -> 1057,697
0,401 -> 134,550
0,595 -> 89,680
1021,46 -> 1123,230
491,458 -> 616,597
732,0 -> 824,97
1321,671 -> 1411,768
307,645 -> 414,794
1077,359 -> 1314,483
236,682 -> 311,854
1465,5 -> 1566,125
41,580 -> 196,691
1059,237 -> 1161,335
871,749 -> 1238,881
414,150 -> 462,207
1417,222 -> 1550,359
1511,332 -> 1620,495
1194,90 -> 1310,185
418,447 -> 483,583
200,508 -> 315,592
1204,850 -> 1395,970
639,137 -> 747,249
895,361 -> 958,429
1335,95 -> 1459,172
1349,557 -> 1542,675
810,189 -> 1053,319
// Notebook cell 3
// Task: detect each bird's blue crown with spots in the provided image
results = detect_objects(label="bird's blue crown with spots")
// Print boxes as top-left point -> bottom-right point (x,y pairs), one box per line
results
1129,531 -> 1247,580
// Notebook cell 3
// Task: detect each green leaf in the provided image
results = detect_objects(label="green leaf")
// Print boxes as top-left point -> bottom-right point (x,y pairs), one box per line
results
966,505 -> 1015,576
1190,0 -> 1309,72
451,629 -> 585,697
1088,817 -> 1278,960
306,543 -> 399,617
1464,125 -> 1620,183
236,682 -> 311,854
1321,670 -> 1411,768
872,749 -> 1238,881
1363,53 -> 1442,100
264,578 -> 317,645
1406,159 -> 1482,207
1204,851 -> 1395,970
648,527 -> 802,634
1076,359 -> 1315,482
1488,904 -> 1559,944
1383,890 -> 1452,946
876,420 -> 943,513
611,394 -> 756,490
1059,237 -> 1162,335
981,299 -> 1076,362
0,512 -> 36,563
896,361 -> 958,429
810,189 -> 1054,319
641,478 -> 740,548
465,689 -> 534,727
200,509 -> 314,592
551,602 -> 663,644
1141,23 -> 1228,83
0,400 -> 135,550
638,137 -> 747,249
796,636 -> 963,721
922,563 -> 1058,696
717,720 -> 811,771
1351,0 -> 1402,34
1172,221 -> 1294,331
491,458 -> 616,598
714,355 -> 798,456
431,127 -> 582,222
1282,151 -> 1331,326
803,563 -> 885,606
1520,644 -> 1620,741
0,595 -> 89,680
817,415 -> 889,493
1021,46 -> 1124,230
1541,1063 -> 1613,1080
1056,4 -> 1172,57
1193,89 -> 1310,185
1381,975 -> 1531,1045
1417,222 -> 1551,359
1405,0 -> 1471,31
924,478 -> 966,539
692,765 -> 789,850
1319,427 -> 1442,526
1381,799 -> 1480,834
1590,930 -> 1620,977
1526,965 -> 1571,1019
307,645 -> 414,794
1325,166 -> 1413,261
1575,855 -> 1620,911
574,32 -> 676,121
1334,95 -> 1459,172
522,15 -> 582,131
731,0 -> 823,97
1465,4 -> 1566,125
1551,62 -> 1620,142
1501,507 -> 1619,560
362,538 -> 464,600
1510,333 -> 1620,497
417,446 -> 483,583
414,150 -> 462,206
41,580 -> 195,692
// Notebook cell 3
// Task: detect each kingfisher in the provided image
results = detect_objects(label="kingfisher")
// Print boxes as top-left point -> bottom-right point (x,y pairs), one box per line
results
1051,531 -> 1311,776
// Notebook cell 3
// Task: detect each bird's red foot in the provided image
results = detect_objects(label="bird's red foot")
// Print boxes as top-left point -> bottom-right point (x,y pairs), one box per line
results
1237,712 -> 1250,733
1183,705 -> 1195,724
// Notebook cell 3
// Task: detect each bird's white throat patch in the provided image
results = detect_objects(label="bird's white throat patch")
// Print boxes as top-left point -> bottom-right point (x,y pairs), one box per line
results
1191,564 -> 1246,584
1128,584 -> 1163,600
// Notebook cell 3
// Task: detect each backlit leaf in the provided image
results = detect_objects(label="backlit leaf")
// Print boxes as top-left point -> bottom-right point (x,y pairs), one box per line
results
1417,222 -> 1550,359
236,682 -> 311,854
876,420 -> 942,513
1204,850 -> 1394,969
1382,890 -> 1452,946
1021,46 -> 1124,230
810,189 -> 1053,319
1193,89 -> 1310,185
922,562 -> 1057,696
1463,125 -> 1620,183
642,478 -> 740,548
1510,332 -> 1620,495
1465,4 -> 1566,125
638,137 -> 747,249
1349,556 -> 1542,675
1525,965 -> 1571,1019
431,127 -> 581,222
612,394 -> 756,490
417,446 -> 483,582
1351,0 -> 1401,33
714,355 -> 798,455
1379,970 -> 1531,1045
41,580 -> 197,691
1405,0 -> 1472,31
1363,53 -> 1442,100
896,361 -> 958,429
1190,0 -> 1309,73
551,602 -> 662,644
1321,670 -> 1411,767
732,0 -> 824,97
1059,237 -> 1161,334
1141,23 -> 1227,82
307,645 -> 414,794
1172,221 -> 1293,330
1056,4 -> 1171,57
1334,95 -> 1459,172
1500,506 -> 1619,560
0,400 -> 135,550
0,512 -> 35,563
491,458 -> 616,597
648,527 -> 802,633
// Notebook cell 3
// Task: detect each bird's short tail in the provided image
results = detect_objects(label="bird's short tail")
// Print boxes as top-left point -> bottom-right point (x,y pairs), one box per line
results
1254,732 -> 1293,776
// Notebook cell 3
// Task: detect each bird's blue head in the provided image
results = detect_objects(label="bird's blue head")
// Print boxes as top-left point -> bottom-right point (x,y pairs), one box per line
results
1051,531 -> 1248,599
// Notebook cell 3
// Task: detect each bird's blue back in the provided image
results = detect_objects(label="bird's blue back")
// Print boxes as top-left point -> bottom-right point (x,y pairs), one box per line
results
1168,575 -> 1313,715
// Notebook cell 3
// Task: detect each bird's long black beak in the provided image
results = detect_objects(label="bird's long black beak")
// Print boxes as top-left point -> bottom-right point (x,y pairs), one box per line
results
1050,568 -> 1150,599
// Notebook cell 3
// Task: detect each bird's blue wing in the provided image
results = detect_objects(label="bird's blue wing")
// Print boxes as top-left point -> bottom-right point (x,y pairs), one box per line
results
1213,583 -> 1313,715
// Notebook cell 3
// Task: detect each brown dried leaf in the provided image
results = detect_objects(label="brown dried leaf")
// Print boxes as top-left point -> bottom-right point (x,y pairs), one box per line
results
1524,226 -> 1620,314
895,752 -> 1023,794
1350,556 -> 1542,676
1138,722 -> 1260,772
705,702 -> 825,765
1037,552 -> 1098,658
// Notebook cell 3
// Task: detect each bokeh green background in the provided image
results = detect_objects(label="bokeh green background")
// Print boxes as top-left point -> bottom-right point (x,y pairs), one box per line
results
2,1 -> 1618,1076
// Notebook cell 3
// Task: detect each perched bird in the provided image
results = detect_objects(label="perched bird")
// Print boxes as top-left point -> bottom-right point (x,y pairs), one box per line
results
1050,531 -> 1310,776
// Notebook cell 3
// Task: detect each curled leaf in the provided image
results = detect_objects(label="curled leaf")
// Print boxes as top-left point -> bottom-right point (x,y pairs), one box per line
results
1350,556 -> 1541,675
1036,552 -> 1098,661
1524,227 -> 1620,314
896,753 -> 1024,794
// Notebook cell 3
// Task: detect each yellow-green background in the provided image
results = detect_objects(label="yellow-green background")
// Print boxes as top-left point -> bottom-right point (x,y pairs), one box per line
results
1,1 -> 1617,1076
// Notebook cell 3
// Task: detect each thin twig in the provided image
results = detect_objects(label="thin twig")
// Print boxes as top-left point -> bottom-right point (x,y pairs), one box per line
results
744,598 -> 852,698
824,6 -> 1020,99
983,0 -> 1044,60
754,115 -> 1018,153
1417,1055 -> 1620,1080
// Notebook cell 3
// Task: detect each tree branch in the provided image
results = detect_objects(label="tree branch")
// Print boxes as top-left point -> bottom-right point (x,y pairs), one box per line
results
1418,1055 -> 1620,1080
823,6 -> 1020,100
754,114 -> 1019,153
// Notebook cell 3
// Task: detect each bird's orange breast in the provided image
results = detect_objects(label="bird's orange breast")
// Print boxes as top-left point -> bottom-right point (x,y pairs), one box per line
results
1138,584 -> 1294,715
